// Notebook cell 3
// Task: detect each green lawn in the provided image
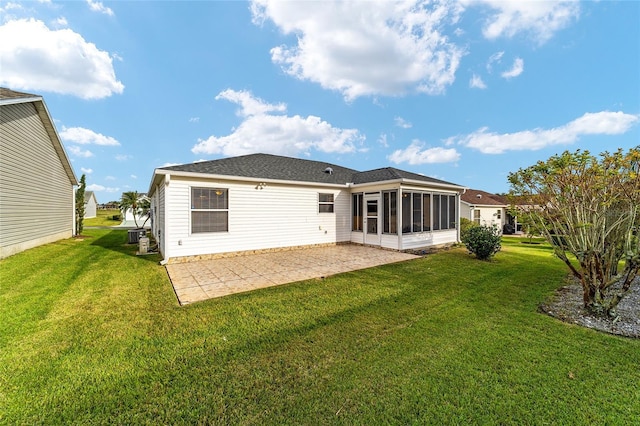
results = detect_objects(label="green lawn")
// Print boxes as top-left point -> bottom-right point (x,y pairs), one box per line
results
1,230 -> 639,424
83,209 -> 122,227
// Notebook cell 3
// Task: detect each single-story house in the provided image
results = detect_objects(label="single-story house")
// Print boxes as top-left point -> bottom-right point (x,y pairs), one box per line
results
147,153 -> 466,263
84,191 -> 98,219
460,189 -> 520,233
0,88 -> 78,259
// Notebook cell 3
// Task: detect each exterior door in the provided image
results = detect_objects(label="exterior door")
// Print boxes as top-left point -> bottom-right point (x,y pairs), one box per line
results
364,194 -> 380,246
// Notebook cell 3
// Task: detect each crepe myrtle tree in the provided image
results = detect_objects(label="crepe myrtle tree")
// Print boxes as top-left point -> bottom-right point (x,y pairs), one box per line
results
508,147 -> 640,318
120,191 -> 150,229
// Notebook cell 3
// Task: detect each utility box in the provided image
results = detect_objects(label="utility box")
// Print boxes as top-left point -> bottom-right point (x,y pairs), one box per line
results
139,236 -> 149,254
127,228 -> 146,244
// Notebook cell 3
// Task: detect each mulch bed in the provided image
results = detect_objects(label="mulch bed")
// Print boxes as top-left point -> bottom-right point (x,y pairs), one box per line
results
539,277 -> 640,339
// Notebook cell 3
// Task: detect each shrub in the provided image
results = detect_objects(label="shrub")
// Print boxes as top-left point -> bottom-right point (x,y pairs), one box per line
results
462,225 -> 501,260
460,218 -> 478,241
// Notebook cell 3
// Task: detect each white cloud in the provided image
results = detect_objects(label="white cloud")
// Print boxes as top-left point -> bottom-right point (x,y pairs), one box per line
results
378,133 -> 389,148
53,17 -> 68,27
60,126 -> 120,146
192,89 -> 364,157
466,0 -> 580,44
469,74 -> 487,89
86,183 -> 119,193
67,145 -> 93,158
486,51 -> 504,73
388,140 -> 460,165
160,162 -> 181,167
457,111 -> 639,154
105,176 -> 116,181
86,0 -> 114,16
189,117 -> 200,123
80,167 -> 93,174
0,19 -> 124,99
251,0 -> 465,100
115,154 -> 131,161
130,174 -> 137,179
501,57 -> 524,79
394,117 -> 412,129
216,89 -> 286,117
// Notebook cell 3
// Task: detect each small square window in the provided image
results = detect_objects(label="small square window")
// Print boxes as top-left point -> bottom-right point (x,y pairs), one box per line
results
319,193 -> 334,213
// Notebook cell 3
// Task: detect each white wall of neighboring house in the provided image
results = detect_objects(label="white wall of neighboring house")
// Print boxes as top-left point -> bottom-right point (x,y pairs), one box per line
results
461,203 -> 506,230
0,93 -> 77,259
84,193 -> 97,218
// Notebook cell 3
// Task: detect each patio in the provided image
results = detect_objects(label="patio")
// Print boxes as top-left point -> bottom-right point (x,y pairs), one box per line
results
165,245 -> 419,304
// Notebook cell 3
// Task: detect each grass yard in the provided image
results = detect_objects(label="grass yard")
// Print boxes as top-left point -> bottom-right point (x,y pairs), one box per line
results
1,230 -> 639,424
83,209 -> 122,227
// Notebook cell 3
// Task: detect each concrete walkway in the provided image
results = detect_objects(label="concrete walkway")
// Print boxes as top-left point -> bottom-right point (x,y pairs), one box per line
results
165,245 -> 419,305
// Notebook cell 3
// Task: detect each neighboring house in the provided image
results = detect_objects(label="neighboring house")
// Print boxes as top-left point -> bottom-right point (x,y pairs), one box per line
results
148,153 -> 466,263
122,193 -> 150,226
460,189 -> 510,232
84,191 -> 98,219
0,88 -> 78,259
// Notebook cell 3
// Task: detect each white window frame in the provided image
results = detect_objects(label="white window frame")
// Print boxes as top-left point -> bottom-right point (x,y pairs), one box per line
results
319,193 -> 335,213
190,187 -> 229,233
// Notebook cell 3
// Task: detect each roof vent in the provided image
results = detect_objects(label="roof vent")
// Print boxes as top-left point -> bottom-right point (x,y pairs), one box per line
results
476,194 -> 482,198
324,167 -> 333,175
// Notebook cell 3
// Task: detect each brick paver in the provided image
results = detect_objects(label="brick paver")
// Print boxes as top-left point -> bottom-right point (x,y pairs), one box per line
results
165,245 -> 418,304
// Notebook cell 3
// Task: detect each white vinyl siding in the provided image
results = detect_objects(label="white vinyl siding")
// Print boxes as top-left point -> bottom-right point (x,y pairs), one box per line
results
84,194 -> 97,218
160,177 -> 350,259
0,102 -> 75,258
460,203 -> 506,230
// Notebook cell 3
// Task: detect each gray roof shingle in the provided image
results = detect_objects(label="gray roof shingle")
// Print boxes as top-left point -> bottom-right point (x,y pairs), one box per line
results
160,153 -> 358,185
461,189 -> 506,206
0,87 -> 39,100
160,153 -> 461,187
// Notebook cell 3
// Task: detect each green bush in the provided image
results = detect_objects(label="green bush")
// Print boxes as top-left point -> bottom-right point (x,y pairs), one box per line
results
461,225 -> 501,260
459,218 -> 478,241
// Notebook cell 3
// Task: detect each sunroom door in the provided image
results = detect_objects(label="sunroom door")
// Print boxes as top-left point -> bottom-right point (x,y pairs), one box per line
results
364,194 -> 380,246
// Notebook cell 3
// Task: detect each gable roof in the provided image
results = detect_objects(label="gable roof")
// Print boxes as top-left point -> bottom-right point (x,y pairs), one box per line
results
0,87 -> 39,102
84,191 -> 97,203
160,153 -> 357,185
460,189 -> 507,206
352,166 -> 457,186
152,153 -> 464,194
0,87 -> 78,186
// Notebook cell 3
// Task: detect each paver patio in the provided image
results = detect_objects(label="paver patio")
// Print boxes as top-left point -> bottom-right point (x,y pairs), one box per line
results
165,245 -> 419,304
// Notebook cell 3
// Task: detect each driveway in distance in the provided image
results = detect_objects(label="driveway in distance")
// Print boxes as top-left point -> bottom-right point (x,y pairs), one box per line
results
165,245 -> 419,305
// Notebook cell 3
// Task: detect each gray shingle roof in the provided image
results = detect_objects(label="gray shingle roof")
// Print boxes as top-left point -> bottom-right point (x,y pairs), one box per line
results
461,189 -> 507,206
160,153 -> 358,185
0,87 -> 39,100
352,167 -> 458,186
159,153 -> 461,188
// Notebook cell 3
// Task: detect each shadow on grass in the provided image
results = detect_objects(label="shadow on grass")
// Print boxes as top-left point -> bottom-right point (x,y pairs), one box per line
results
89,229 -> 161,263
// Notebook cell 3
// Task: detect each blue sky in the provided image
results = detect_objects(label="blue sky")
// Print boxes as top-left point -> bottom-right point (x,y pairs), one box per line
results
1,0 -> 638,202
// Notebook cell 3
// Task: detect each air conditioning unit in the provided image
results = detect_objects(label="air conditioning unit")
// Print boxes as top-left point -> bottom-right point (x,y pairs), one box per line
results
128,228 -> 146,244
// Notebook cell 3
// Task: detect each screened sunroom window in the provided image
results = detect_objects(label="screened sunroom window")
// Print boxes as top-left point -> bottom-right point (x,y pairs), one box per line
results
352,193 -> 363,231
191,187 -> 228,233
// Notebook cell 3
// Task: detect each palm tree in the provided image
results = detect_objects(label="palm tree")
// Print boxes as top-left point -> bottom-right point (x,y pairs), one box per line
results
120,191 -> 150,228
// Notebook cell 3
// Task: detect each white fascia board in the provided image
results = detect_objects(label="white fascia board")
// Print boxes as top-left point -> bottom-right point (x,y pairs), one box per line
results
348,179 -> 402,189
400,178 -> 467,192
0,96 -> 42,106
